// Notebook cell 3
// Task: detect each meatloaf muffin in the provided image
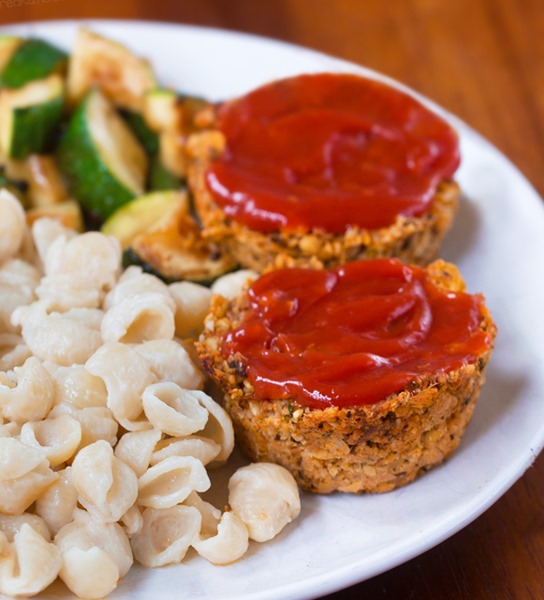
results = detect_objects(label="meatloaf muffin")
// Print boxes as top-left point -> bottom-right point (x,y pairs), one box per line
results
188,73 -> 461,271
197,259 -> 496,494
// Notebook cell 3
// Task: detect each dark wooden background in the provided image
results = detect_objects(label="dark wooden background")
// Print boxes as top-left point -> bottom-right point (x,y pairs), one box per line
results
1,1 -> 543,598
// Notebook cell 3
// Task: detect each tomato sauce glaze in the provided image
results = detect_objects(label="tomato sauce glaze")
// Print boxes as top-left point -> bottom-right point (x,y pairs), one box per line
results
206,73 -> 460,233
221,259 -> 492,408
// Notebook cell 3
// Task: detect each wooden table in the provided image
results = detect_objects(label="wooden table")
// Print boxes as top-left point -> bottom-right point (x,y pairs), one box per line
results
2,1 -> 543,598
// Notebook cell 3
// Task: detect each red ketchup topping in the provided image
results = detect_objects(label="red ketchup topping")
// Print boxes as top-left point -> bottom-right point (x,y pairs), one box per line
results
221,259 -> 492,408
206,73 -> 460,233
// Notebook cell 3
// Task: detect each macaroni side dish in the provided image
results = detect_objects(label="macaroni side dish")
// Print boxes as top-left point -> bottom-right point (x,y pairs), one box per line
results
0,189 -> 301,599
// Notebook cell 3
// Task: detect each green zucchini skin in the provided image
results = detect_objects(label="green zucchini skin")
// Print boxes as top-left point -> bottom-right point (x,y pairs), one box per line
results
148,156 -> 183,191
123,113 -> 184,192
9,95 -> 63,159
0,39 -> 67,88
122,110 -> 159,155
57,94 -> 137,220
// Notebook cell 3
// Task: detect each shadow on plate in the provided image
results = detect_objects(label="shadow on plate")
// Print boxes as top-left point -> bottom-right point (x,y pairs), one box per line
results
441,192 -> 482,264
457,362 -> 529,454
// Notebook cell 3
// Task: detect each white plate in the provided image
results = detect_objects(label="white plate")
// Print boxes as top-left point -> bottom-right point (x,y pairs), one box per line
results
2,19 -> 544,600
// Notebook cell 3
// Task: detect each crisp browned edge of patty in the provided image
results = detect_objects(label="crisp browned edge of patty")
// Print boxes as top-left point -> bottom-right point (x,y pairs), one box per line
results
186,130 -> 460,272
197,260 -> 497,494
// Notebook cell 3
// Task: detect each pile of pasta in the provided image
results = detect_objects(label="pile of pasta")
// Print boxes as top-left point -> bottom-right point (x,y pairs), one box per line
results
0,189 -> 301,599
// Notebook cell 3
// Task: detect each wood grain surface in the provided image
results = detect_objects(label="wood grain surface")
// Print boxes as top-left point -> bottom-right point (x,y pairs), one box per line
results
1,1 -> 542,598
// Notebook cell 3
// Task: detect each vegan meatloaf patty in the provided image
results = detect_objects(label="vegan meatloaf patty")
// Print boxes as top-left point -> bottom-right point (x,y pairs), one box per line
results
188,72 -> 461,271
197,259 -> 496,494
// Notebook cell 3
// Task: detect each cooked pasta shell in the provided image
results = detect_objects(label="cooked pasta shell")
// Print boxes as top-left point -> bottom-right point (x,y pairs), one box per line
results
138,455 -> 210,509
0,259 -> 40,335
55,509 -> 133,579
210,269 -> 257,301
35,467 -> 78,535
135,338 -> 204,390
20,414 -> 82,467
49,403 -> 119,449
12,303 -> 104,366
192,511 -> 249,565
0,420 -> 20,437
0,356 -> 54,423
86,342 -> 156,428
0,514 -> 51,542
71,440 -> 138,523
36,274 -> 101,312
47,364 -> 108,409
191,390 -> 234,465
150,435 -> 221,467
116,413 -> 154,433
59,546 -> 120,600
101,292 -> 176,344
120,504 -> 143,538
55,512 -> 132,597
169,280 -> 213,339
0,437 -> 45,480
31,218 -> 76,268
0,460 -> 58,515
114,428 -> 162,477
0,189 -> 26,263
130,505 -> 201,568
228,463 -> 301,542
0,332 -> 31,371
103,266 -> 172,310
0,259 -> 40,299
42,231 -> 120,296
0,524 -> 61,597
183,492 -> 221,537
142,382 -> 209,437
43,230 -> 116,277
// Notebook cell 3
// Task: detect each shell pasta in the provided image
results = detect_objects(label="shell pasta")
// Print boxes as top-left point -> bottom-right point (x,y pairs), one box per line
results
0,198 -> 301,598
